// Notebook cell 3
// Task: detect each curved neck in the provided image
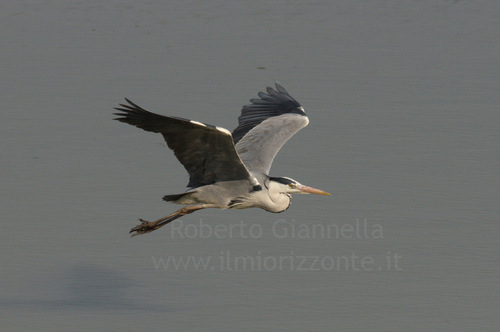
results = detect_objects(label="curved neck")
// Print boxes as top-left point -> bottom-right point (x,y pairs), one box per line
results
266,180 -> 292,213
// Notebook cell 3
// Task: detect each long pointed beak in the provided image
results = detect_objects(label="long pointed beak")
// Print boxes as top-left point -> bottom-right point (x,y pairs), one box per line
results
297,184 -> 331,195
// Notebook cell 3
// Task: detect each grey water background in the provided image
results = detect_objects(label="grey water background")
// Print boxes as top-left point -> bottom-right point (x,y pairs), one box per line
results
1,1 -> 499,330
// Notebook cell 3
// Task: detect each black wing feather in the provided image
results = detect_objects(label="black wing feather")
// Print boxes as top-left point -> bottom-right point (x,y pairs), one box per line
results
232,82 -> 306,145
114,99 -> 250,187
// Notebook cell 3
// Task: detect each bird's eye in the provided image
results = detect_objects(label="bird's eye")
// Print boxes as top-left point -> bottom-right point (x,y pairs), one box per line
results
288,183 -> 294,188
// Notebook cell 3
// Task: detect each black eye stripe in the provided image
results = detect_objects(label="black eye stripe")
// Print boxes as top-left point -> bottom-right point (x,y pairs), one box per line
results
270,177 -> 295,185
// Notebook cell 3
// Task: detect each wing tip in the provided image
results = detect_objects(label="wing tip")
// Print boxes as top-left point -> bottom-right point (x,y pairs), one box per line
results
273,81 -> 289,95
246,82 -> 301,107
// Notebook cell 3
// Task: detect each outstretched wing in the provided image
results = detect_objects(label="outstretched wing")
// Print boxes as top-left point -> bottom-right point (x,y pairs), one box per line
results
114,99 -> 251,188
233,83 -> 309,175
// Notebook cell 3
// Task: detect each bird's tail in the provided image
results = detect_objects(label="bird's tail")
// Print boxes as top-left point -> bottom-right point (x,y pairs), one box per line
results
163,193 -> 188,202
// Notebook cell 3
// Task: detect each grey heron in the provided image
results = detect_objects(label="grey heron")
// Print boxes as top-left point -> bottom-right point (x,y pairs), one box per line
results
114,83 -> 330,237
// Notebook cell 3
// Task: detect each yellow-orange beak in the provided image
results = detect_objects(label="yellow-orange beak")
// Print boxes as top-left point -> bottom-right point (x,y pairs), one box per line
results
297,185 -> 331,195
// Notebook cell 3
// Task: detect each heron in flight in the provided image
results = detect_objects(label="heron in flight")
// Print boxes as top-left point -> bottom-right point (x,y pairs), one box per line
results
114,83 -> 330,237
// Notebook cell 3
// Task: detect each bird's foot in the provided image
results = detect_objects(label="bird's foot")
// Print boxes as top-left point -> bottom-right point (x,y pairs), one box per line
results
130,219 -> 160,237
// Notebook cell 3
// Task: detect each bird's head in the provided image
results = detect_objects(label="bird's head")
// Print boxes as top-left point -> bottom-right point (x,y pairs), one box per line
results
268,177 -> 331,196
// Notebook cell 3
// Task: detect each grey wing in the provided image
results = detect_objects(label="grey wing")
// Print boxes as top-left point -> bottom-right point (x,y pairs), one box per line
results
233,83 -> 309,175
114,99 -> 251,187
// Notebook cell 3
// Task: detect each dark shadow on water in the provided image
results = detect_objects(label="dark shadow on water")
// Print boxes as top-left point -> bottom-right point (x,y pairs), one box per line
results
0,264 -> 170,313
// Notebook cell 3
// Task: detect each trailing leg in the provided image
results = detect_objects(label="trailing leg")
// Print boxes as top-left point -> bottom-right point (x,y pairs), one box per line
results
129,204 -> 208,237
